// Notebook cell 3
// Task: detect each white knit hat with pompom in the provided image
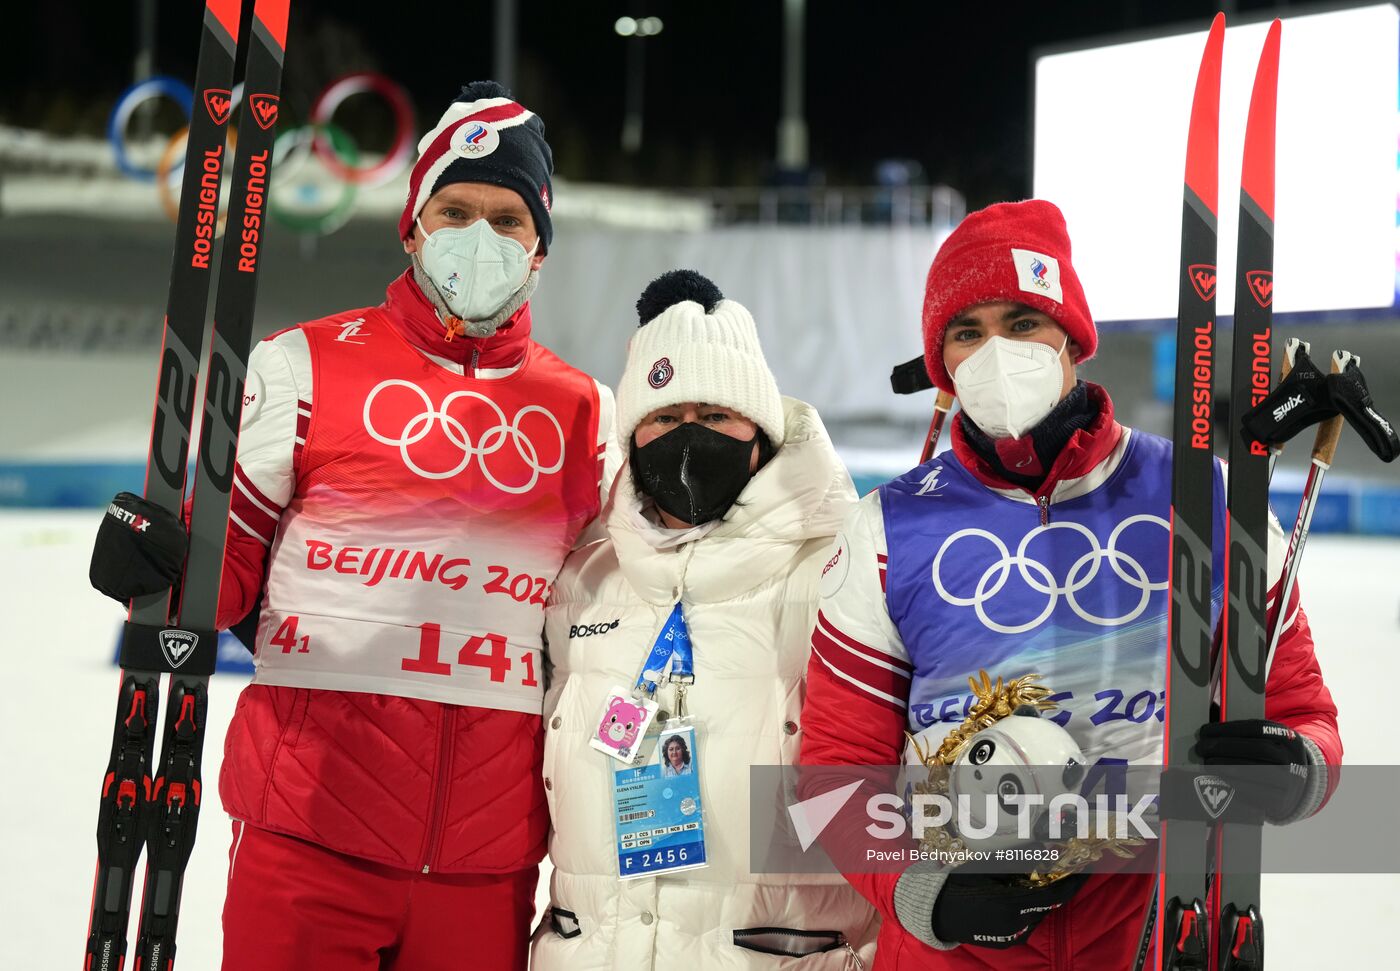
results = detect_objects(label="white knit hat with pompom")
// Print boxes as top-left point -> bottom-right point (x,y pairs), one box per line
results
615,270 -> 784,447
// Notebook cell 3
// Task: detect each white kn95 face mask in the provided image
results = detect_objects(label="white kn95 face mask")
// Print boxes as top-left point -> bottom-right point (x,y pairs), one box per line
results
416,217 -> 536,323
952,335 -> 1068,439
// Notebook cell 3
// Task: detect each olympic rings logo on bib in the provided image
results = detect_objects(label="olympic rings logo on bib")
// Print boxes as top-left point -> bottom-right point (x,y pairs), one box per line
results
929,515 -> 1170,634
363,380 -> 565,494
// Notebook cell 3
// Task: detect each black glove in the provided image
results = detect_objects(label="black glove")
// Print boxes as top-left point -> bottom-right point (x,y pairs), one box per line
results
1196,718 -> 1311,823
1326,355 -> 1399,463
89,491 -> 189,603
931,871 -> 1088,949
1240,345 -> 1336,449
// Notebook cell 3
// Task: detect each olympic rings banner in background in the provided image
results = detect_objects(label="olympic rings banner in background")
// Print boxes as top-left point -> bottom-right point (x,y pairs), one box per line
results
106,72 -> 416,236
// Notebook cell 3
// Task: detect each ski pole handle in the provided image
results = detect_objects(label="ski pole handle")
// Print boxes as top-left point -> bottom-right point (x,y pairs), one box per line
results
1310,352 -> 1347,468
919,390 -> 956,464
1268,338 -> 1306,465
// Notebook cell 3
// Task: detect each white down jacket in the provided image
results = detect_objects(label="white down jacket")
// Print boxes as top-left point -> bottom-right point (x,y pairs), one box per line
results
531,397 -> 880,971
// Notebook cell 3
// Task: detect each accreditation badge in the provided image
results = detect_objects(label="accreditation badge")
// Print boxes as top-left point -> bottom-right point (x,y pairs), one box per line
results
613,722 -> 708,880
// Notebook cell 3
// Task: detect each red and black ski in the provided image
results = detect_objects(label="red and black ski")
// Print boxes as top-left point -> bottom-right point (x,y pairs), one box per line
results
1212,20 -> 1281,971
1152,13 -> 1225,971
84,2 -> 290,968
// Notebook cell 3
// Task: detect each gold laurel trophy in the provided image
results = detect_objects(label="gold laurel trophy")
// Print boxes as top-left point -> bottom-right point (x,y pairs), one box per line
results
908,671 -> 1143,887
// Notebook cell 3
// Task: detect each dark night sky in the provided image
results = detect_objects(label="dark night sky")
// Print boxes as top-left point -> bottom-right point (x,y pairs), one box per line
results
4,0 -> 1294,206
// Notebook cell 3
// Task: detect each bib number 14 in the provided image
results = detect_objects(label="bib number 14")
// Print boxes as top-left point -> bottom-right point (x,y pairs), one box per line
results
401,622 -> 539,688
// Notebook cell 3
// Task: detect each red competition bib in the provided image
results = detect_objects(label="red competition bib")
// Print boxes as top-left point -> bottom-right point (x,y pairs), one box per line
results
253,309 -> 601,713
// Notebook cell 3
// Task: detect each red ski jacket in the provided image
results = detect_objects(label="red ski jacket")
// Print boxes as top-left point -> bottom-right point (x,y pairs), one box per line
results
798,385 -> 1342,970
212,270 -> 611,874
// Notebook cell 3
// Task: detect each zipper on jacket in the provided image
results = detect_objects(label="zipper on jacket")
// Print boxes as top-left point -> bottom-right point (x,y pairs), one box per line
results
470,346 -> 480,377
420,705 -> 457,873
1054,897 -> 1071,968
1037,494 -> 1051,525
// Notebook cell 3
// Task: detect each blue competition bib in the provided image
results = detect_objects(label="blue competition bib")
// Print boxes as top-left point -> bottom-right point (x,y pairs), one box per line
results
880,431 -> 1226,766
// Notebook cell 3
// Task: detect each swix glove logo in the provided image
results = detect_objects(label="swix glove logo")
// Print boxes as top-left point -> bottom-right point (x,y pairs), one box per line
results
1246,270 -> 1273,308
1194,774 -> 1235,820
1272,394 -> 1305,422
249,93 -> 280,130
1188,264 -> 1217,302
203,88 -> 233,126
158,629 -> 199,669
648,357 -> 674,389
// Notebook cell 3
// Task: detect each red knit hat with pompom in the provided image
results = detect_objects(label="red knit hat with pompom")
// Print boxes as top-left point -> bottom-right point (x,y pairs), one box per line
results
921,200 -> 1096,393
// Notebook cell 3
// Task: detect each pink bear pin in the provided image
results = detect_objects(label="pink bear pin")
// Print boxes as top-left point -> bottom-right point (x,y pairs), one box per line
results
597,696 -> 648,757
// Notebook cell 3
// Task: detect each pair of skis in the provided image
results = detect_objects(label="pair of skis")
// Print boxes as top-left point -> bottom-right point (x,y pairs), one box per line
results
84,2 -> 289,968
1151,14 -> 1279,971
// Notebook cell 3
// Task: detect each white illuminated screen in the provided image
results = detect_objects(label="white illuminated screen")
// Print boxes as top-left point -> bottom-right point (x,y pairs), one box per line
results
1033,5 -> 1397,321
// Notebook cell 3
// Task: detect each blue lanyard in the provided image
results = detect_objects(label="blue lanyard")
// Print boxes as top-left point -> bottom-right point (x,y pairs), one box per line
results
635,603 -> 693,695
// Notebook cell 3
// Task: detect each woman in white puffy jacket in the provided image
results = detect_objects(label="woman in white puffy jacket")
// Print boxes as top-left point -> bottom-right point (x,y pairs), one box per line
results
531,271 -> 880,970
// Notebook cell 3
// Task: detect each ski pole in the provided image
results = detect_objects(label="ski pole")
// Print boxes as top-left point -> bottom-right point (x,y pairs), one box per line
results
919,390 -> 956,463
1265,350 -> 1347,661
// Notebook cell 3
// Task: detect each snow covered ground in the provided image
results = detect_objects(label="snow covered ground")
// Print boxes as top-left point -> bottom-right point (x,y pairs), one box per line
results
3,509 -> 1396,968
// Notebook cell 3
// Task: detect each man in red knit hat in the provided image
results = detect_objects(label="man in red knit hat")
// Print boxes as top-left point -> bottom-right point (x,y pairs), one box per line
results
89,82 -> 611,970
798,200 -> 1341,969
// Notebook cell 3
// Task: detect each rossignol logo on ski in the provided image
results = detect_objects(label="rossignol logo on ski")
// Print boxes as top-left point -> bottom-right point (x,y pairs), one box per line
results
158,629 -> 200,669
1272,393 -> 1305,422
203,88 -> 233,125
1187,264 -> 1217,301
1246,269 -> 1273,308
190,144 -> 226,269
1188,321 -> 1214,449
1247,326 -> 1272,456
1193,774 -> 1235,819
236,150 -> 270,273
249,93 -> 280,130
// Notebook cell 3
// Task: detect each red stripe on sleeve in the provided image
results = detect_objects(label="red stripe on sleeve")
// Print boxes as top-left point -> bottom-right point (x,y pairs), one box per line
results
810,628 -> 910,706
815,611 -> 912,674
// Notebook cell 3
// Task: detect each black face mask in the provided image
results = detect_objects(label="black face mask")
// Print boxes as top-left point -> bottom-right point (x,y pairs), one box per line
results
630,422 -> 774,526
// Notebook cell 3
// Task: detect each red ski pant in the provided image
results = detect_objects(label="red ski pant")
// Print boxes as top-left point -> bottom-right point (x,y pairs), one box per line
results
221,820 -> 537,971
